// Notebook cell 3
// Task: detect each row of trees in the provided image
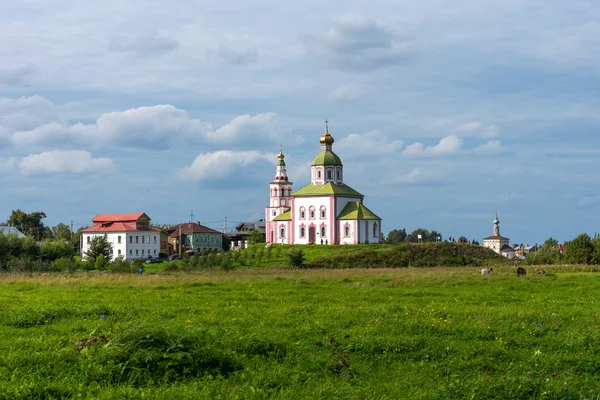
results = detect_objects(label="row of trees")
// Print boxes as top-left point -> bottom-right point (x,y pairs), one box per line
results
385,228 -> 480,245
525,234 -> 600,265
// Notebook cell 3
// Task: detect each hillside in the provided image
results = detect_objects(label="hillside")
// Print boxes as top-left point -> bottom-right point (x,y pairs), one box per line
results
304,242 -> 508,268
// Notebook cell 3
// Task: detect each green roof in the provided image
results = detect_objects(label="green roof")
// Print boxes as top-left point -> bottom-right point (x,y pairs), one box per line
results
337,202 -> 381,220
273,209 -> 291,221
312,150 -> 343,166
277,159 -> 285,166
292,182 -> 363,198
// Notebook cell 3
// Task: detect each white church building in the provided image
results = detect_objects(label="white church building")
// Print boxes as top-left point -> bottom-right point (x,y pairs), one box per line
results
482,212 -> 514,258
265,122 -> 382,245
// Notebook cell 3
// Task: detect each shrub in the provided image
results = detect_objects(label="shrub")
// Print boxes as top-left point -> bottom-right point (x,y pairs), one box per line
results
109,256 -> 133,273
288,248 -> 306,268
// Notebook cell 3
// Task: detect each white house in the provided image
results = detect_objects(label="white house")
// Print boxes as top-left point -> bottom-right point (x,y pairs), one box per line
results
265,122 -> 382,245
81,212 -> 161,261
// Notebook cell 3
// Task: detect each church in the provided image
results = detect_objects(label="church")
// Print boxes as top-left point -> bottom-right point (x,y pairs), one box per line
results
265,122 -> 382,245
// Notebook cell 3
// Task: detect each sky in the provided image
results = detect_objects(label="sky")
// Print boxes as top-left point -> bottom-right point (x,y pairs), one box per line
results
1,0 -> 600,244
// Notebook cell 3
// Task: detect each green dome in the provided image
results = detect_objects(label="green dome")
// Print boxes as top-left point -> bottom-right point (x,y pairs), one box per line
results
311,150 -> 343,166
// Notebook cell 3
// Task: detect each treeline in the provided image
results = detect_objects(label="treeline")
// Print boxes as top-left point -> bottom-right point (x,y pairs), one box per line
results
385,228 -> 480,245
525,234 -> 600,265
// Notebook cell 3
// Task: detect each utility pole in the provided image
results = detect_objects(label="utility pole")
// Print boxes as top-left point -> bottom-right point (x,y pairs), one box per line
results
70,220 -> 74,239
222,217 -> 228,234
190,210 -> 194,223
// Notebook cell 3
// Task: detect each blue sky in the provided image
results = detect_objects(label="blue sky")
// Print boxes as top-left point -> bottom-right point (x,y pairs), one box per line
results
1,0 -> 600,244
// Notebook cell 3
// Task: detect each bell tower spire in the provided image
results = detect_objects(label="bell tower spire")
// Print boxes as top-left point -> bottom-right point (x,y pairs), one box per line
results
493,210 -> 500,236
265,147 -> 293,227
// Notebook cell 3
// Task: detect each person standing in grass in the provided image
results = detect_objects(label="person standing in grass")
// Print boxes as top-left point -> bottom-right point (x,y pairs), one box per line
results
138,266 -> 144,275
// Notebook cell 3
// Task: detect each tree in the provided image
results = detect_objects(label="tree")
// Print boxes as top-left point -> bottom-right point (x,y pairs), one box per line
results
543,237 -> 559,248
287,248 -> 305,267
248,229 -> 266,245
564,233 -> 593,264
386,229 -> 407,244
222,235 -> 231,252
51,223 -> 72,241
85,235 -> 113,261
5,210 -> 50,240
406,229 -> 443,242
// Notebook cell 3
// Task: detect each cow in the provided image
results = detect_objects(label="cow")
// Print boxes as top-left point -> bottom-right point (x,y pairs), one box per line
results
517,267 -> 527,276
481,267 -> 493,275
535,268 -> 545,275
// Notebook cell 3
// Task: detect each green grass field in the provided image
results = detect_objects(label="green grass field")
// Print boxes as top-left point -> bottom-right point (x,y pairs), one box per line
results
1,267 -> 600,399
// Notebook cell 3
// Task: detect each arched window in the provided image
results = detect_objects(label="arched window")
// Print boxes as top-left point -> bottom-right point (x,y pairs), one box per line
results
320,206 -> 326,219
337,170 -> 341,180
320,225 -> 326,237
300,207 -> 306,219
280,188 -> 284,196
373,222 -> 378,237
317,170 -> 321,178
300,226 -> 306,237
309,207 -> 315,219
280,227 -> 285,238
344,224 -> 350,237
327,170 -> 332,180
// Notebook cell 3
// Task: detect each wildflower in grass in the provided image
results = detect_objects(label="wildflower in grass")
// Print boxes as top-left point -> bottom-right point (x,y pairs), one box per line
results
99,315 -> 107,320
502,376 -> 506,380
564,387 -> 568,392
564,371 -> 568,376
185,319 -> 192,323
426,354 -> 429,361
552,373 -> 557,377
578,371 -> 581,376
527,371 -> 531,375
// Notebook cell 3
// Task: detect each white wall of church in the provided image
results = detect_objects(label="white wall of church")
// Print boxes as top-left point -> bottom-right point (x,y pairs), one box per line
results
293,196 -> 335,244
339,220 -> 356,245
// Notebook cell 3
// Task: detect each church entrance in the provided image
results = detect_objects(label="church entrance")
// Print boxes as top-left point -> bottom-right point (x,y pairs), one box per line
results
308,226 -> 316,244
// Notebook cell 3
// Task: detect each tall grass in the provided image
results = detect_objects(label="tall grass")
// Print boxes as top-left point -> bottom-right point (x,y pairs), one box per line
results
0,268 -> 599,398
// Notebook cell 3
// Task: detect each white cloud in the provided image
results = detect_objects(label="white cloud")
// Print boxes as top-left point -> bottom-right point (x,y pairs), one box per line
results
212,44 -> 258,65
0,64 -> 36,86
0,95 -> 59,132
19,150 -> 113,176
9,103 -> 295,150
473,140 -> 506,154
455,122 -> 500,138
313,14 -> 414,71
328,84 -> 360,102
175,150 -> 273,181
108,32 -> 180,55
336,130 -> 403,157
402,135 -> 462,157
385,167 -> 442,186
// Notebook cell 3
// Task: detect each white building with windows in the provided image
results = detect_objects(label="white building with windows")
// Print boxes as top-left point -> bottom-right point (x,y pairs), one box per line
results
81,212 -> 161,261
482,212 -> 511,256
265,122 -> 382,245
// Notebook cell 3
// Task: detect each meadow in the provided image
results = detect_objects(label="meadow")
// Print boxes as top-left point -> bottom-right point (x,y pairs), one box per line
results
1,266 -> 599,399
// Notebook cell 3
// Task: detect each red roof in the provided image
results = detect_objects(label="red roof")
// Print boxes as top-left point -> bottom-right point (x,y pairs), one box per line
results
82,222 -> 140,232
92,212 -> 147,222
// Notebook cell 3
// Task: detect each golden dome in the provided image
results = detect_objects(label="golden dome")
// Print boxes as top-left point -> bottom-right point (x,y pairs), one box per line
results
278,150 -> 285,159
320,119 -> 334,144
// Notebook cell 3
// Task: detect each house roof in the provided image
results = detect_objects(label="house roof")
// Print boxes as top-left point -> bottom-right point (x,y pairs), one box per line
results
0,226 -> 26,238
337,202 -> 381,220
81,222 -> 143,232
292,182 -> 363,198
167,222 -> 223,236
92,212 -> 148,222
311,150 -> 343,166
501,244 -> 515,252
483,235 -> 510,241
273,209 -> 292,221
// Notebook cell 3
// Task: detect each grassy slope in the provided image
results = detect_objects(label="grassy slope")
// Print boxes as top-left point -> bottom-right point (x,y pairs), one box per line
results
0,268 -> 599,399
168,242 -> 508,270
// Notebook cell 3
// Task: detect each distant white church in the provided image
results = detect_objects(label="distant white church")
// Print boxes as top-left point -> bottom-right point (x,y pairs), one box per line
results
265,122 -> 382,245
482,212 -> 515,258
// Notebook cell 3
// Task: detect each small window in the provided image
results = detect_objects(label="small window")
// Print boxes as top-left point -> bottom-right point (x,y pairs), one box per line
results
373,223 -> 378,237
87,236 -> 90,244
300,227 -> 305,237
129,249 -> 132,255
129,236 -> 132,244
154,249 -> 157,254
118,235 -> 121,244
154,236 -> 156,244
345,226 -> 350,237
142,249 -> 145,254
320,207 -> 326,219
317,171 -> 321,178
142,236 -> 145,244
136,236 -> 139,243
327,170 -> 332,180
321,226 -> 326,237
337,170 -> 341,180
280,228 -> 285,238
118,249 -> 122,255
136,249 -> 139,255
